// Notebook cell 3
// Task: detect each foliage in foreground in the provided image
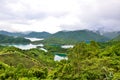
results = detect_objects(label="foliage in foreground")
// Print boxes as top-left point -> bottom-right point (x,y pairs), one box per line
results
0,41 -> 120,79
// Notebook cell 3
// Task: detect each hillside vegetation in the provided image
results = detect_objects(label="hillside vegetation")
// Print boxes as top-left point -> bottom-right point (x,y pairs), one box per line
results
0,40 -> 120,79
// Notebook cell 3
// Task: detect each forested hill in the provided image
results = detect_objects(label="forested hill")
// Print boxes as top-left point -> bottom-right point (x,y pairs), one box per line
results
25,31 -> 51,38
0,34 -> 31,44
43,30 -> 109,44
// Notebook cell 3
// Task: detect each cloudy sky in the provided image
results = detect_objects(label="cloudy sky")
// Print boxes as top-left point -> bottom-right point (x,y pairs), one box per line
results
0,0 -> 120,33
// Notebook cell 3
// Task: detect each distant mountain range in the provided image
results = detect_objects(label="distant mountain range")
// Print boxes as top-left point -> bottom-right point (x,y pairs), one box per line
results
0,34 -> 31,44
0,30 -> 51,38
1,30 -> 120,44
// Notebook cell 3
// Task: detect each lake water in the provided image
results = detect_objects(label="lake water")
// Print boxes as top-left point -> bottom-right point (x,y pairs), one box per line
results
7,37 -> 47,51
9,44 -> 67,61
9,44 -> 48,52
61,45 -> 74,49
8,44 -> 43,50
25,37 -> 44,41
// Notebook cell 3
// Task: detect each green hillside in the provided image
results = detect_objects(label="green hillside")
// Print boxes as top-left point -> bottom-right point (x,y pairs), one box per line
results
25,31 -> 51,38
0,46 -> 54,68
0,46 -> 37,68
0,45 -> 54,79
43,30 -> 109,44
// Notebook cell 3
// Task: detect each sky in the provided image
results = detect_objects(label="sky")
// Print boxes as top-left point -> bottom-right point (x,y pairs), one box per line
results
0,0 -> 120,33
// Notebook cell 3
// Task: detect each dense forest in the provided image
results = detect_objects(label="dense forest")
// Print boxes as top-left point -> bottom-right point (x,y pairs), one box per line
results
0,40 -> 120,79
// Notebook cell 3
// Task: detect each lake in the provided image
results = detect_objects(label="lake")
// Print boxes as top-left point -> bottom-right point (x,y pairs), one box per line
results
25,37 -> 44,41
6,37 -> 46,51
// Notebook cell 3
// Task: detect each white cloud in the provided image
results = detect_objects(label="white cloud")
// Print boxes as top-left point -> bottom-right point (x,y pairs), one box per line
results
8,16 -> 61,33
0,0 -> 120,33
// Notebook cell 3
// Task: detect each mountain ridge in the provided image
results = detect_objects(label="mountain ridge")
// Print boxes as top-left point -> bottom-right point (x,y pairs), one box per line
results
43,30 -> 109,44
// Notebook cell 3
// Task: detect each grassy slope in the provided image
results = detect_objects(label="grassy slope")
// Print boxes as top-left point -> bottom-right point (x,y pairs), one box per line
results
0,46 -> 54,68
